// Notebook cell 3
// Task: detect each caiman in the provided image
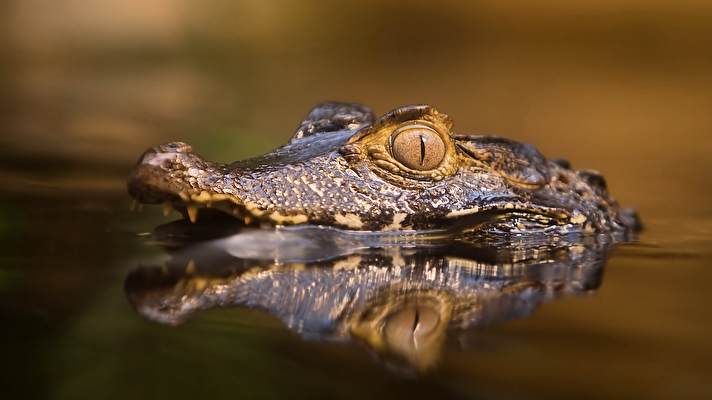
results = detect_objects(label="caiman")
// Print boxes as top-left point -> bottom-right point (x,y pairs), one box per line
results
128,103 -> 640,234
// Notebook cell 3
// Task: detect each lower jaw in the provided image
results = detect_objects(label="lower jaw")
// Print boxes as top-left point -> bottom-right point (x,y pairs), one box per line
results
132,198 -> 573,234
129,197 -> 260,226
172,200 -> 259,225
161,199 -> 312,228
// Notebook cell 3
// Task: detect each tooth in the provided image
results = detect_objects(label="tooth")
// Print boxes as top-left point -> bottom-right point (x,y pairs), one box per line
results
186,206 -> 199,223
129,199 -> 138,212
163,203 -> 172,217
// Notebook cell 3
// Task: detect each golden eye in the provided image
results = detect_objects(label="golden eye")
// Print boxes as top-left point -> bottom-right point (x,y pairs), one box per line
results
390,126 -> 446,170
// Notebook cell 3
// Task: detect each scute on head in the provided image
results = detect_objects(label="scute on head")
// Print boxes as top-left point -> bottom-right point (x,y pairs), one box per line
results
342,104 -> 460,183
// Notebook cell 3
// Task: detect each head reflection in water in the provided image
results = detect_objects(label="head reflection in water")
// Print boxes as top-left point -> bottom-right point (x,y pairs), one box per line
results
125,222 -> 616,372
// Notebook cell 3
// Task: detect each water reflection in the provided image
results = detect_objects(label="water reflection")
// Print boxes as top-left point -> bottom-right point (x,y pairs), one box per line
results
125,221 -> 616,372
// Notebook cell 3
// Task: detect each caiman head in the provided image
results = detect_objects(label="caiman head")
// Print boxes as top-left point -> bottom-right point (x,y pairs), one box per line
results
128,102 -> 639,232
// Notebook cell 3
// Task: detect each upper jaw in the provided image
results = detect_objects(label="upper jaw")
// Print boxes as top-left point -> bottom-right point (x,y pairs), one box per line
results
127,142 -> 249,223
438,200 -> 575,234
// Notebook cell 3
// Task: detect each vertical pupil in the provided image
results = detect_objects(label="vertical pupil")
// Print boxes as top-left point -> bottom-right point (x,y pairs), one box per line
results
419,134 -> 426,165
412,308 -> 421,334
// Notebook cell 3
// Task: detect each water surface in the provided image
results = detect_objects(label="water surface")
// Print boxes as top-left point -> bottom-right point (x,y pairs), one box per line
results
2,171 -> 711,399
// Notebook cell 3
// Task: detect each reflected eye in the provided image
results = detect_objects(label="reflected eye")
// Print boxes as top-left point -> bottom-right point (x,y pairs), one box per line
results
390,125 -> 446,170
384,305 -> 441,347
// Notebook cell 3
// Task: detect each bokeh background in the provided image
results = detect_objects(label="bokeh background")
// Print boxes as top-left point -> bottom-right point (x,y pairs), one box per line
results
2,1 -> 712,399
3,0 -> 712,218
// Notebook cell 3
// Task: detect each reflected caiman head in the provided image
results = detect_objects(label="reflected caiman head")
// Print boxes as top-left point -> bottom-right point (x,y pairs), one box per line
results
125,229 -> 612,372
128,102 -> 639,232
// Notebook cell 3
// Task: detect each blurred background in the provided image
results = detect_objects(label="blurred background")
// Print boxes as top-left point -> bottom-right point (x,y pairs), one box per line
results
3,0 -> 712,217
2,1 -> 712,399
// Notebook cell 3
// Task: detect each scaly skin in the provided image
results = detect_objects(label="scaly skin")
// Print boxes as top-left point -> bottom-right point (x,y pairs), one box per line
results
127,103 -> 640,233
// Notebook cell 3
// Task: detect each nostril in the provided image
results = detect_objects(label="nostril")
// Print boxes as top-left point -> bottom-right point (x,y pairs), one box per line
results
137,142 -> 192,167
137,150 -> 174,168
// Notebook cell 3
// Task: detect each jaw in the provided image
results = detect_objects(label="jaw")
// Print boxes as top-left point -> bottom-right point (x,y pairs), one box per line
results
443,201 -> 576,234
127,142 -> 577,232
129,169 -> 274,226
127,142 -> 267,225
130,167 -> 574,233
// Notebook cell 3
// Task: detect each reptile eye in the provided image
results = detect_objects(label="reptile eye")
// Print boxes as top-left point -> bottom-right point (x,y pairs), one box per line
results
390,125 -> 445,170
